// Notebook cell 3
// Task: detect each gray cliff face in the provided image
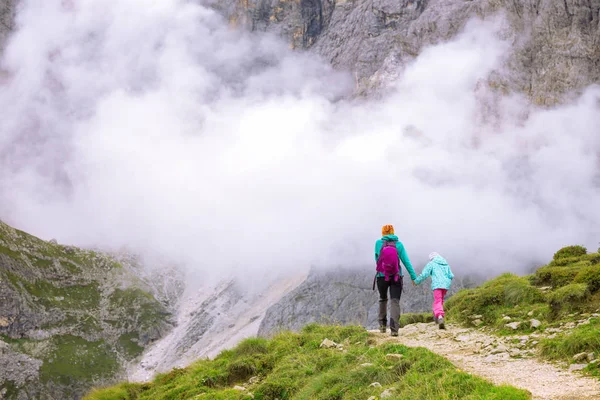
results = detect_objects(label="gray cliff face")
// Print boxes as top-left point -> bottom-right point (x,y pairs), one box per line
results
0,0 -> 17,54
0,0 -> 16,42
257,266 -> 477,337
0,221 -> 181,400
215,0 -> 600,104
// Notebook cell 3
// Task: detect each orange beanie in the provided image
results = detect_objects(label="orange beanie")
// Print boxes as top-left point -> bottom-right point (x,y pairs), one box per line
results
382,224 -> 394,236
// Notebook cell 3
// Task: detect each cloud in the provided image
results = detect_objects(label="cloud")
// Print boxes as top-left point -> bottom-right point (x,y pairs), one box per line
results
1,0 -> 599,281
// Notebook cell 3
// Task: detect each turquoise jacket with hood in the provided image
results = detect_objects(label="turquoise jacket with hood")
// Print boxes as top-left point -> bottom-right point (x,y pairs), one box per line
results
415,255 -> 454,290
374,235 -> 417,281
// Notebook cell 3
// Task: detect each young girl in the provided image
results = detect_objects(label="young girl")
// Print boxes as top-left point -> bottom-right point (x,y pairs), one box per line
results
414,252 -> 454,329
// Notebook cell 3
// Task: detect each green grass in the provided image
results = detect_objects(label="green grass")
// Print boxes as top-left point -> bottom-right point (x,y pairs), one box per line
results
5,271 -> 101,309
84,324 -> 530,400
118,333 -> 145,359
445,273 -> 544,329
108,288 -> 166,331
40,335 -> 120,385
540,317 -> 600,361
400,312 -> 435,327
0,243 -> 23,259
0,381 -> 18,399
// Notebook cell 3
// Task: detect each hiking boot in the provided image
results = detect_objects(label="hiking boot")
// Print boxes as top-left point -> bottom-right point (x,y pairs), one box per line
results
390,331 -> 398,337
438,316 -> 445,330
379,326 -> 386,333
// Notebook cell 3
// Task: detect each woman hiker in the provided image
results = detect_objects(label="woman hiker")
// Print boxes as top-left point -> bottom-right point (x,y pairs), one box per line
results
374,224 -> 417,336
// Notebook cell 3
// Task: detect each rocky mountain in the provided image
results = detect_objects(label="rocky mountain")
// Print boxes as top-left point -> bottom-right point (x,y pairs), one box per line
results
1,0 -> 599,396
213,0 -> 600,103
0,221 -> 181,399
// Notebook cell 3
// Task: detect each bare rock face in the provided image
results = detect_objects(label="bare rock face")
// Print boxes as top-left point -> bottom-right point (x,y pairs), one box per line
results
214,0 -> 600,104
0,0 -> 17,51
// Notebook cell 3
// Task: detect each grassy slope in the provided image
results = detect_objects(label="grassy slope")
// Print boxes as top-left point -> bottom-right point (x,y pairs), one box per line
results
445,245 -> 600,377
0,221 -> 168,397
85,324 -> 530,400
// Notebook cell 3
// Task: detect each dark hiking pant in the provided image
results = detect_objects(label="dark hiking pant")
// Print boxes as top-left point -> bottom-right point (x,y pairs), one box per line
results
377,276 -> 403,333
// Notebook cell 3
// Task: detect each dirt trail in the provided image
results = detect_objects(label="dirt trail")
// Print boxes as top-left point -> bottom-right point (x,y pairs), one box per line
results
370,322 -> 600,400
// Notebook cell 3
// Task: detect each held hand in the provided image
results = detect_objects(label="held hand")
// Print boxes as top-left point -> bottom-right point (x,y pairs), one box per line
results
411,280 -> 416,286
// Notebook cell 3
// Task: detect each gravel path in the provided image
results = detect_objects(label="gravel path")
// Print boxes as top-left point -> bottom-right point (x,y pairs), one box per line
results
371,322 -> 600,400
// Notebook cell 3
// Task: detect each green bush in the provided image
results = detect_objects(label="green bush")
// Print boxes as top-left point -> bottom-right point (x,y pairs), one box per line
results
547,283 -> 590,317
234,338 -> 269,357
399,313 -> 434,327
574,266 -> 600,293
531,266 -> 580,288
553,245 -> 587,260
255,378 -> 295,400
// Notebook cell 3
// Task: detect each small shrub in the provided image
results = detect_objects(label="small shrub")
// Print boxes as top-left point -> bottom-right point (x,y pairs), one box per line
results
531,266 -> 580,288
197,368 -> 228,388
547,283 -> 590,316
548,256 -> 583,267
234,338 -> 269,357
391,359 -> 413,376
255,378 -> 294,400
227,358 -> 258,383
400,313 -> 434,327
574,266 -> 600,293
553,245 -> 587,260
154,368 -> 186,385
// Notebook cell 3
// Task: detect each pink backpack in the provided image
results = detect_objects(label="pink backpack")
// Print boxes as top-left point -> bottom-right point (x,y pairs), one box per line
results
376,240 -> 400,282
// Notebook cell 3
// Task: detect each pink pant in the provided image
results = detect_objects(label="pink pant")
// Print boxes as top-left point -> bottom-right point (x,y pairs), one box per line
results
433,289 -> 448,319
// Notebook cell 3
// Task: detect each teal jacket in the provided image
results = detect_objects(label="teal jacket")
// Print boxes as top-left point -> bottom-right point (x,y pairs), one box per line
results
374,235 -> 417,280
415,255 -> 454,290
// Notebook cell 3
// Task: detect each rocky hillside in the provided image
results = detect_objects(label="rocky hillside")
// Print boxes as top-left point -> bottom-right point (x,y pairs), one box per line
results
213,0 -> 600,103
258,266 -> 477,336
0,221 -> 179,400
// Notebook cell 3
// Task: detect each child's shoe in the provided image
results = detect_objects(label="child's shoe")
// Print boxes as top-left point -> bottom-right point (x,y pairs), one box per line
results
438,316 -> 445,330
